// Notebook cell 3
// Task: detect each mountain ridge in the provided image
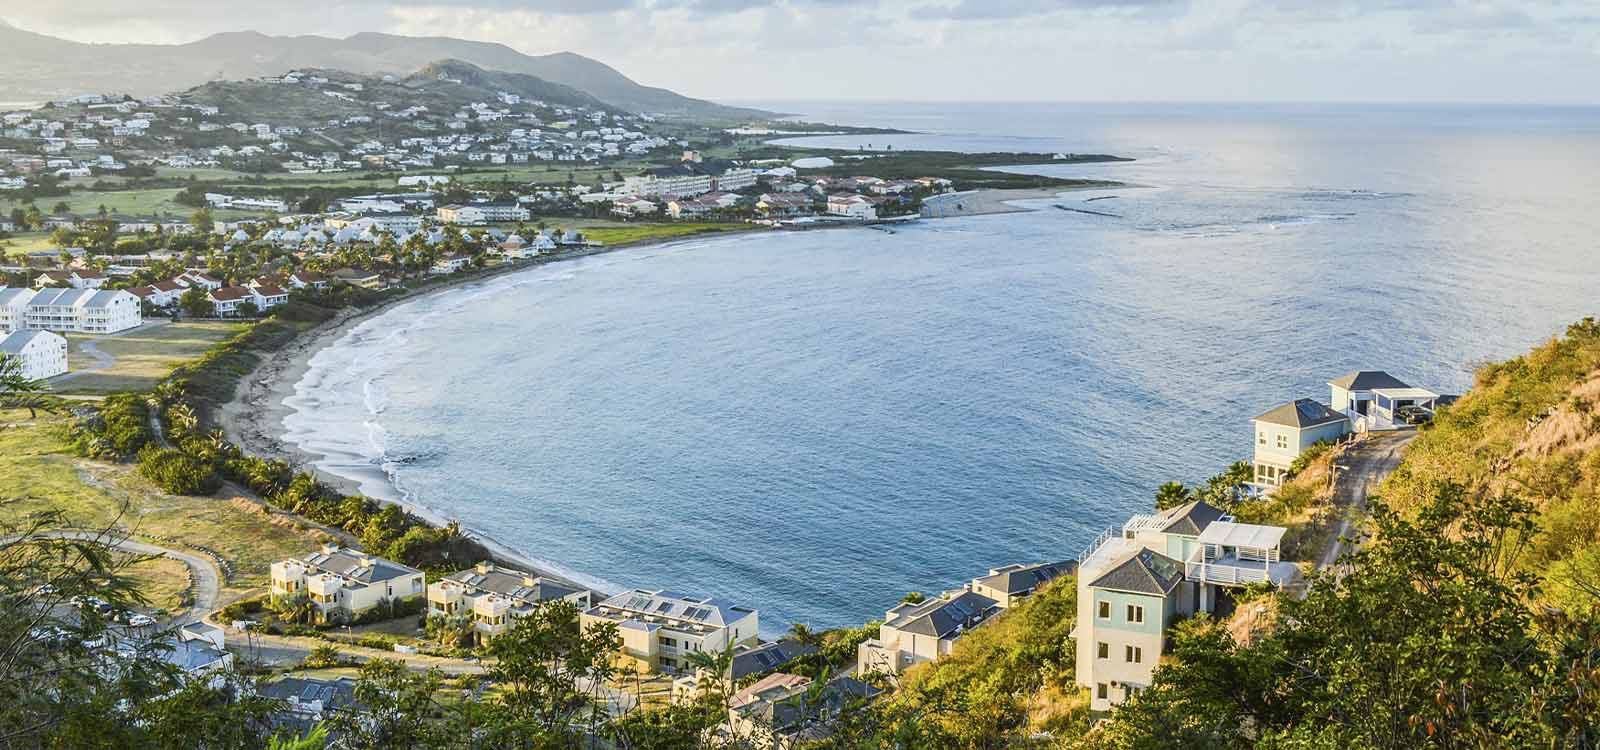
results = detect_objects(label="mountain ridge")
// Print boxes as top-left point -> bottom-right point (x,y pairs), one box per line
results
0,22 -> 770,120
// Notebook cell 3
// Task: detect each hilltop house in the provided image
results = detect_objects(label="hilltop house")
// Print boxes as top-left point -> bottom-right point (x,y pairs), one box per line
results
1251,398 -> 1351,488
580,589 -> 759,674
270,544 -> 425,624
968,560 -> 1077,608
1329,370 -> 1440,432
857,589 -> 1000,675
427,562 -> 591,644
1075,500 -> 1294,711
0,329 -> 68,379
725,673 -> 880,748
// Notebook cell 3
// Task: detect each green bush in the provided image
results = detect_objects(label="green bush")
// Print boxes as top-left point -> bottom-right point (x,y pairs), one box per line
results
70,392 -> 153,458
137,446 -> 222,495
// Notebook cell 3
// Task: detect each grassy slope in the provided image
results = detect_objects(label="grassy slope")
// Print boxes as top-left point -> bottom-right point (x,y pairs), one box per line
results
577,222 -> 761,246
56,322 -> 244,396
1380,318 -> 1600,612
0,407 -> 332,597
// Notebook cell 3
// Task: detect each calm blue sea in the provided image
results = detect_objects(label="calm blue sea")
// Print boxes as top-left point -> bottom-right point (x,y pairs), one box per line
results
282,102 -> 1600,630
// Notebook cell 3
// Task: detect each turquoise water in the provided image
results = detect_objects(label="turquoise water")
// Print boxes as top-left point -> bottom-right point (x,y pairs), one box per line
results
282,103 -> 1600,630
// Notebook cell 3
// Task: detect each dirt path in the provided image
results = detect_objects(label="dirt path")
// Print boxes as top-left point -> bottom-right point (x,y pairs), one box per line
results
1315,431 -> 1416,571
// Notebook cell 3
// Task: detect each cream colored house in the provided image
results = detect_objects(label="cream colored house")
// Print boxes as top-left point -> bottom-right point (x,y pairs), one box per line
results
1251,398 -> 1350,487
427,562 -> 591,644
857,589 -> 1000,676
1074,501 -> 1295,711
1329,370 -> 1440,432
270,544 -> 425,624
968,560 -> 1076,608
580,589 -> 759,674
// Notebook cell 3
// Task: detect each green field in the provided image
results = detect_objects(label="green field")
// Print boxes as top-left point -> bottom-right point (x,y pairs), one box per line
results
56,321 -> 244,396
0,231 -> 57,257
575,222 -> 762,246
0,408 -> 325,591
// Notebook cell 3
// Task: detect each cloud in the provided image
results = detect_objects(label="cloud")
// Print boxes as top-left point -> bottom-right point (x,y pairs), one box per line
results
920,0 -> 1184,20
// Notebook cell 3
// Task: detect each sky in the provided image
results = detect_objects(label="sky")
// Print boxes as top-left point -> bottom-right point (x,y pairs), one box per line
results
3,0 -> 1599,104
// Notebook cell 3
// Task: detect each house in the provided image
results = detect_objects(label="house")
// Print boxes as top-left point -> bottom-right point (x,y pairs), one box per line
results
176,272 -> 223,291
270,544 -> 426,624
251,284 -> 290,311
1250,398 -> 1351,487
128,279 -> 185,307
152,623 -> 233,684
968,560 -> 1077,608
34,269 -> 106,290
427,562 -> 592,644
1328,370 -> 1440,432
580,589 -> 759,674
332,268 -> 384,290
0,287 -> 142,334
260,676 -> 358,738
857,589 -> 1000,675
206,286 -> 254,317
431,252 -> 473,275
288,271 -> 330,290
0,329 -> 68,379
1075,500 -> 1294,711
611,196 -> 658,218
826,194 -> 878,220
727,674 -> 881,748
730,638 -> 820,681
756,193 -> 812,218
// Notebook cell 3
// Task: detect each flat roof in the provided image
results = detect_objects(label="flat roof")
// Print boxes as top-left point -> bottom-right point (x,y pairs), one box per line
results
1196,521 -> 1286,550
1371,387 -> 1439,400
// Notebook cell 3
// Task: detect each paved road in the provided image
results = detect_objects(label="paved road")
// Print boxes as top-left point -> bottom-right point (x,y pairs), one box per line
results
26,530 -> 222,625
1315,431 -> 1416,571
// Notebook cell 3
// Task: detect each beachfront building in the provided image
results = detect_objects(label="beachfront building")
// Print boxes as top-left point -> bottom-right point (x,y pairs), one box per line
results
0,287 -> 142,334
430,252 -> 473,275
826,193 -> 878,220
436,201 -> 529,225
270,544 -> 426,624
1250,398 -> 1351,488
207,286 -> 254,317
1074,500 -> 1295,711
427,562 -> 591,645
1329,370 -> 1441,432
0,329 -> 68,379
622,159 -> 758,199
580,589 -> 759,674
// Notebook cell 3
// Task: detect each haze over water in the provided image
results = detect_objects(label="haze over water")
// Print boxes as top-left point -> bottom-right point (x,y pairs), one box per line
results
283,102 -> 1600,630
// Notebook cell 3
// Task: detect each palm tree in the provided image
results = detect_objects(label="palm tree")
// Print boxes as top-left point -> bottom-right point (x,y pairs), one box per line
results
1155,481 -> 1195,510
787,622 -> 819,648
0,355 -> 45,419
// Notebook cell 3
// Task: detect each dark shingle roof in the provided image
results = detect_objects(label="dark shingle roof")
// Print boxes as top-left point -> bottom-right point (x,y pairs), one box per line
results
888,590 -> 999,639
731,638 -> 820,680
1255,398 -> 1348,429
1328,371 -> 1410,391
974,560 -> 1077,596
1156,499 -> 1228,537
1087,548 -> 1186,596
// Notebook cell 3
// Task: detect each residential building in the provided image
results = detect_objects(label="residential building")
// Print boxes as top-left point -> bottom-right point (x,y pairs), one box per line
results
437,201 -> 529,225
1250,398 -> 1350,487
1328,370 -> 1441,432
1074,501 -> 1295,711
128,279 -> 185,308
857,589 -> 1000,675
34,269 -> 107,289
270,544 -> 426,624
431,252 -> 473,275
260,676 -> 358,738
332,268 -> 384,289
0,329 -> 68,379
288,271 -> 330,290
968,560 -> 1077,608
611,196 -> 658,218
727,674 -> 881,748
0,287 -> 142,334
207,286 -> 254,316
427,562 -> 591,644
580,589 -> 759,674
756,193 -> 813,218
623,159 -> 758,198
826,193 -> 879,220
176,272 -> 223,291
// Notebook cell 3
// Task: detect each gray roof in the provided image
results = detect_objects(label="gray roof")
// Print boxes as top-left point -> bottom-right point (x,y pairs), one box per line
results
442,564 -> 583,610
297,547 -> 420,584
589,588 -> 755,630
1328,370 -> 1411,392
886,590 -> 999,639
752,676 -> 882,732
731,638 -> 820,680
1087,548 -> 1186,596
159,637 -> 230,672
260,676 -> 358,709
1255,398 -> 1348,429
1155,499 -> 1228,537
0,329 -> 61,354
973,560 -> 1077,597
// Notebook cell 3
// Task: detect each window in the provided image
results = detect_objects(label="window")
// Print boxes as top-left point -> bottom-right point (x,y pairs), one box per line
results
1275,434 -> 1289,449
1097,683 -> 1108,700
1126,645 -> 1143,663
1257,431 -> 1266,446
1126,604 -> 1144,624
1097,601 -> 1111,619
1097,642 -> 1108,659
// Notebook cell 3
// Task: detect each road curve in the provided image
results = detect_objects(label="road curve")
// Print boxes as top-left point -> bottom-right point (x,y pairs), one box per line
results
28,530 -> 222,625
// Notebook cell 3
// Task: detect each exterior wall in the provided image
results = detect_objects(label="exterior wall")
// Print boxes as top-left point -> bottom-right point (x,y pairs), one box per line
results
1080,588 -> 1169,711
1253,418 -> 1349,485
2,331 -> 68,379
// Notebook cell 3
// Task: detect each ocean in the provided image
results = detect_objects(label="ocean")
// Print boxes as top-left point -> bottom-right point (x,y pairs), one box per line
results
281,102 -> 1600,630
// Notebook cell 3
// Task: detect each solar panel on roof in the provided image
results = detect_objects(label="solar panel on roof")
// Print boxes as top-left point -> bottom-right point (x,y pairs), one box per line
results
655,601 -> 674,613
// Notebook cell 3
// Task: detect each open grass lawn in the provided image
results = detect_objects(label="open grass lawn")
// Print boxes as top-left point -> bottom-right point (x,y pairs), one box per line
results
0,231 -> 58,258
123,556 -> 193,614
0,408 -> 329,596
55,321 -> 243,396
577,222 -> 762,247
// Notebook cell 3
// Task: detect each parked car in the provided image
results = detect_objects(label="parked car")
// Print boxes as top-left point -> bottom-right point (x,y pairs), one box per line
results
125,614 -> 157,628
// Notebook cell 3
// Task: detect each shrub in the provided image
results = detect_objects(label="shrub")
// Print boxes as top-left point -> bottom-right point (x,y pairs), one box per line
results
137,446 -> 222,495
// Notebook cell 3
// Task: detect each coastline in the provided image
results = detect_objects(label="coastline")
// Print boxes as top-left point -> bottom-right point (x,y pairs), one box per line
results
215,186 -> 1118,591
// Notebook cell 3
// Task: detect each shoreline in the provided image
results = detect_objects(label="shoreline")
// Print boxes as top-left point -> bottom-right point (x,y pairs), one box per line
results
216,187 -> 1122,591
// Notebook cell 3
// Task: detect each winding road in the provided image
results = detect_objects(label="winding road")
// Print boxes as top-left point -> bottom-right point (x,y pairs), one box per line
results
27,530 -> 222,625
1314,431 -> 1415,572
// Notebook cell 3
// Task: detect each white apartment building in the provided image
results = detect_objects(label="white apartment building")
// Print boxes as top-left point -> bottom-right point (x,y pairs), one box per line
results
0,329 -> 68,379
0,287 -> 142,334
436,202 -> 529,225
427,562 -> 592,644
270,544 -> 426,624
581,589 -> 759,674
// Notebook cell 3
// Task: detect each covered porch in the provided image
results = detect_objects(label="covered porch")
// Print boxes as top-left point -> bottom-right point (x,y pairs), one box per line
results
1185,521 -> 1297,587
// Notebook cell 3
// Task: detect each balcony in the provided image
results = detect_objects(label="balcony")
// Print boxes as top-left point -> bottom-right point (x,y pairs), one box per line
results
1183,521 -> 1297,587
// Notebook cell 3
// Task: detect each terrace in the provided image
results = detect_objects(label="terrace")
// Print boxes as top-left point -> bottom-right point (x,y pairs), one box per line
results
1184,521 -> 1298,587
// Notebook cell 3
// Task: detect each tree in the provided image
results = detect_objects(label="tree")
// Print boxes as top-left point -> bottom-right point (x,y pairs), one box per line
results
191,207 -> 215,235
327,659 -> 446,750
478,599 -> 622,743
0,353 -> 46,418
237,300 -> 260,319
1154,481 -> 1195,510
179,287 -> 213,318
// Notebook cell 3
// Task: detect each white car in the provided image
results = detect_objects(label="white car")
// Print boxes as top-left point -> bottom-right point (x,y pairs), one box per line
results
125,614 -> 157,627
